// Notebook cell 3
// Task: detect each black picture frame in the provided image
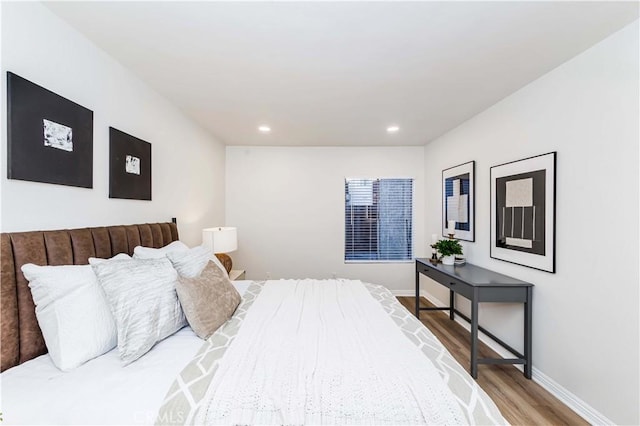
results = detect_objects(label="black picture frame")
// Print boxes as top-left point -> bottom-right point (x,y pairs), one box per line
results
442,161 -> 475,241
109,127 -> 152,200
7,72 -> 93,188
490,152 -> 556,273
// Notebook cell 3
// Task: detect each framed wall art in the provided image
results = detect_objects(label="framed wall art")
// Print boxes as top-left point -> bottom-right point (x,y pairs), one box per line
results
490,151 -> 556,272
442,160 -> 475,241
7,72 -> 93,188
109,127 -> 151,200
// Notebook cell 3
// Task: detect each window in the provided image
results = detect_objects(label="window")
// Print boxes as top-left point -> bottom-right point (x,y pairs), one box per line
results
344,178 -> 413,262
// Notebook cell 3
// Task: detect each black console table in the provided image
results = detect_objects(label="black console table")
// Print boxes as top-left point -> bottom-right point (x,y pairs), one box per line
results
415,258 -> 533,379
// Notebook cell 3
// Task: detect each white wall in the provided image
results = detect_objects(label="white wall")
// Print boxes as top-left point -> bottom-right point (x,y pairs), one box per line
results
0,2 -> 225,245
423,21 -> 639,424
226,146 -> 425,292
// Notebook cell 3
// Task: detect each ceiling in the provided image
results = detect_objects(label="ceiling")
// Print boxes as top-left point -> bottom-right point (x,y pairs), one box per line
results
46,1 -> 638,147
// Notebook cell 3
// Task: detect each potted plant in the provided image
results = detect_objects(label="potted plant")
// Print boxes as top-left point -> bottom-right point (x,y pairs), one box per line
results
433,239 -> 463,265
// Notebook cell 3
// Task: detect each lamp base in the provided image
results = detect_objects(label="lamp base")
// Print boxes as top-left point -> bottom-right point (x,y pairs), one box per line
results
215,253 -> 233,274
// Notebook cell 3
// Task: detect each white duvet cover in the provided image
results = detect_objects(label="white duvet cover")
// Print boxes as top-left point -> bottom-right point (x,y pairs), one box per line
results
157,280 -> 506,426
0,281 -> 252,425
194,279 -> 467,425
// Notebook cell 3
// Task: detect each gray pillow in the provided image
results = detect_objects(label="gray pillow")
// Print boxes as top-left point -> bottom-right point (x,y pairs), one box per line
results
91,258 -> 187,364
166,245 -> 212,278
175,261 -> 241,339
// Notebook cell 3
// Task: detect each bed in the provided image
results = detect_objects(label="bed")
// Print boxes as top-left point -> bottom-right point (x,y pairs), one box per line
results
0,222 -> 506,425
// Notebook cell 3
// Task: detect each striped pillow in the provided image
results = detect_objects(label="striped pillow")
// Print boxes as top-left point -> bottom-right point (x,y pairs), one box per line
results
91,258 -> 187,364
166,245 -> 213,278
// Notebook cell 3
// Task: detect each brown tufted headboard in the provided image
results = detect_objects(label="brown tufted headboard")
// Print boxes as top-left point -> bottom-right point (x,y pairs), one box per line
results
0,222 -> 179,372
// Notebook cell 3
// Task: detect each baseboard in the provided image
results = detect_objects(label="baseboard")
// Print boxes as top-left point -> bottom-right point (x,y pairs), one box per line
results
532,367 -> 615,426
390,289 -> 416,297
418,290 -> 614,426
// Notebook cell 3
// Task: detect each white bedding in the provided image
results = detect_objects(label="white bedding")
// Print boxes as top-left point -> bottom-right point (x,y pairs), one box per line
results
157,280 -> 506,425
2,280 -> 505,425
0,281 -> 252,425
194,279 -> 467,425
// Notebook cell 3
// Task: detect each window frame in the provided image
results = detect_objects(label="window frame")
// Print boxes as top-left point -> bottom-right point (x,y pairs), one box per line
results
344,177 -> 415,264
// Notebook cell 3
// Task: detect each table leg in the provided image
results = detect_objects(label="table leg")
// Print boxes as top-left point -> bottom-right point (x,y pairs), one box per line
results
415,270 -> 420,319
449,289 -> 455,320
470,289 -> 479,379
524,286 -> 533,379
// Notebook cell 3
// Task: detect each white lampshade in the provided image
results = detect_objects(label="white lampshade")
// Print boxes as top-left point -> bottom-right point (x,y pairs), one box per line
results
202,227 -> 237,254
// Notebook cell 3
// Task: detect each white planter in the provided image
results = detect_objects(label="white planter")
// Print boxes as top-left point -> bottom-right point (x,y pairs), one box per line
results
441,255 -> 455,265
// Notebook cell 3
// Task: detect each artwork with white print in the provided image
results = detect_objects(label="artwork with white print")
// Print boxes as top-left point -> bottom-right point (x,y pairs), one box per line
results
43,119 -> 73,152
125,155 -> 140,175
490,152 -> 556,273
442,161 -> 475,241
109,127 -> 151,200
446,177 -> 469,225
496,170 -> 545,255
7,72 -> 93,188
505,178 -> 534,248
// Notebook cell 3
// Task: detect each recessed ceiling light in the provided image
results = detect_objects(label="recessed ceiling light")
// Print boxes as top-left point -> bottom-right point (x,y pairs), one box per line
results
386,125 -> 400,133
258,125 -> 271,133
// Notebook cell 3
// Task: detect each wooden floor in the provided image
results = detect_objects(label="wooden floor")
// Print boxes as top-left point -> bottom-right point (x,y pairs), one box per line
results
397,296 -> 588,426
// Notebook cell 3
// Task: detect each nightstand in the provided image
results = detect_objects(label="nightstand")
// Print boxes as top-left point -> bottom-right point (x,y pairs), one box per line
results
229,269 -> 246,280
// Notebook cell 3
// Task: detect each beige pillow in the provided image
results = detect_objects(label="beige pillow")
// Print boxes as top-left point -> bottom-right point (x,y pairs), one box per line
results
176,260 -> 241,339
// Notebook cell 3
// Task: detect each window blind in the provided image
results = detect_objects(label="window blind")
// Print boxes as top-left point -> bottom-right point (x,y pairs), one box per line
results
344,178 -> 413,262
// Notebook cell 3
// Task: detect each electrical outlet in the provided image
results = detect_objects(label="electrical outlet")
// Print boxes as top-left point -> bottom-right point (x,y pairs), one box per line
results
332,273 -> 337,279
266,272 -> 271,279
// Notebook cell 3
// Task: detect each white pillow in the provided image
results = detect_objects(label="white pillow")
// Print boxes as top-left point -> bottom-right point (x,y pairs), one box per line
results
91,258 -> 187,365
21,253 -> 129,371
135,240 -> 228,277
166,245 -> 214,278
88,253 -> 131,265
132,240 -> 188,259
